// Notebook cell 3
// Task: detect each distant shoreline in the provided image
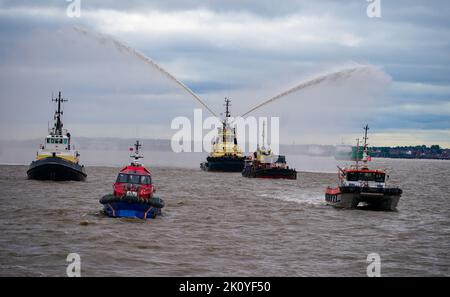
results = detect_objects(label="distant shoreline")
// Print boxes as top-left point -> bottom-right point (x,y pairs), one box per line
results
1,138 -> 449,162
1,156 -> 448,168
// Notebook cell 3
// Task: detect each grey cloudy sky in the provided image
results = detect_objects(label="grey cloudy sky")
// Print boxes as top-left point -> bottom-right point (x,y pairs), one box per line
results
0,0 -> 449,147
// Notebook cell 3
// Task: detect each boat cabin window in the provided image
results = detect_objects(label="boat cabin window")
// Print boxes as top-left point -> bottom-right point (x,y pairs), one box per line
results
116,173 -> 152,185
128,174 -> 141,184
347,172 -> 385,182
117,173 -> 128,183
47,137 -> 65,144
140,176 -> 151,185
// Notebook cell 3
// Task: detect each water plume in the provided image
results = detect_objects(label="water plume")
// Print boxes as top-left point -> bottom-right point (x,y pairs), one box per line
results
240,65 -> 389,117
72,27 -> 218,117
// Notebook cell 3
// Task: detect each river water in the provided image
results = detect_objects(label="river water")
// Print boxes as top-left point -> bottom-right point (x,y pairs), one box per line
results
0,158 -> 449,276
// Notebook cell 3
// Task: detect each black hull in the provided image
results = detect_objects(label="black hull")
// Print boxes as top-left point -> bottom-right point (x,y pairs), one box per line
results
27,157 -> 86,181
325,186 -> 402,210
200,156 -> 245,172
242,166 -> 297,179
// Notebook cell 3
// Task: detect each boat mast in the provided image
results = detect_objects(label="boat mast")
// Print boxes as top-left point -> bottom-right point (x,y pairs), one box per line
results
134,140 -> 142,156
131,140 -> 143,164
223,98 -> 231,151
355,138 -> 360,169
52,91 -> 67,135
261,120 -> 266,150
224,97 -> 231,119
362,124 -> 369,164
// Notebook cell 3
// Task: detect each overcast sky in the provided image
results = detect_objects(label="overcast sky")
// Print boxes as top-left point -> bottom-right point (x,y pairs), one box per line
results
0,0 -> 449,147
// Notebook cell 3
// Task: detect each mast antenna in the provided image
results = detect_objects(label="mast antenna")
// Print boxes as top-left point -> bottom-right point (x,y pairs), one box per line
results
224,97 -> 231,118
362,124 -> 369,164
131,140 -> 143,164
355,138 -> 360,169
221,98 -> 233,153
363,124 -> 369,149
134,140 -> 142,156
51,91 -> 68,135
262,120 -> 266,150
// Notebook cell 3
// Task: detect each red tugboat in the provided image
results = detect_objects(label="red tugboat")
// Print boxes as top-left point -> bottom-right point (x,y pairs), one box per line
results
325,125 -> 402,210
100,141 -> 164,219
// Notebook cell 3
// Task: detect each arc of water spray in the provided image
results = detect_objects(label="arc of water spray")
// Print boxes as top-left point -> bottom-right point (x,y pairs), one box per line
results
239,66 -> 369,118
73,27 -> 218,117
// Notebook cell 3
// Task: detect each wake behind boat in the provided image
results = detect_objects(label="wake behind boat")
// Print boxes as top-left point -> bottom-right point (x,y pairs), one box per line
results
27,92 -> 86,181
325,125 -> 402,210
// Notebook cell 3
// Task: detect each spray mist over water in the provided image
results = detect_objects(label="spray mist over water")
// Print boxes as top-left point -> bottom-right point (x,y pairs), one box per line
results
73,27 -> 218,117
241,66 -> 389,117
73,27 -> 389,123
69,27 -> 390,149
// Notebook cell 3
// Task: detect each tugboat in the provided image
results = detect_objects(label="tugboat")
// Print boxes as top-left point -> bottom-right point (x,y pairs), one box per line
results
325,125 -> 402,210
100,140 -> 165,219
200,98 -> 245,172
242,121 -> 297,179
27,92 -> 86,181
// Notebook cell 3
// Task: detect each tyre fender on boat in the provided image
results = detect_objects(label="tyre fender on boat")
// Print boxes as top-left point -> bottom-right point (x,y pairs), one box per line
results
100,194 -> 165,208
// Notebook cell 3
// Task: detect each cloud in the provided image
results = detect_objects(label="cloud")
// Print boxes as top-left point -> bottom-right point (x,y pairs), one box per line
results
0,0 -> 449,147
391,82 -> 450,99
87,9 -> 364,49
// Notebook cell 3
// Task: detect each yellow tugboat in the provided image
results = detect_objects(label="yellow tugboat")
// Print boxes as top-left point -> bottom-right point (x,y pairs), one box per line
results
27,92 -> 86,181
200,98 -> 245,172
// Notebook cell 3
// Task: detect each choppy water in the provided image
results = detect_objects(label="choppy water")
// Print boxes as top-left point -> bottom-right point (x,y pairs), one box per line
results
0,158 -> 449,276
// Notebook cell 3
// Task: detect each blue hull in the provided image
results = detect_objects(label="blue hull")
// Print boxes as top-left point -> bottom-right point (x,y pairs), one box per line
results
103,202 -> 162,219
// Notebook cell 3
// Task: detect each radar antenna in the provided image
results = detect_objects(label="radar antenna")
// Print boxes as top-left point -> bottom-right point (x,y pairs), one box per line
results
130,140 -> 144,165
362,124 -> 370,164
363,124 -> 369,150
52,91 -> 68,135
224,97 -> 231,118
